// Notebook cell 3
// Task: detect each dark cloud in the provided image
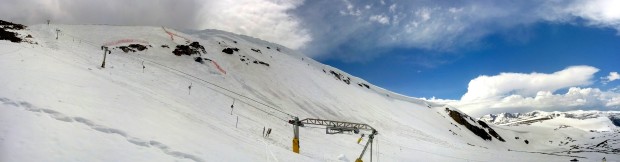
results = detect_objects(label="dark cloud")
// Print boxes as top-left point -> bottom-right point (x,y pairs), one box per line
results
1,0 -> 619,64
0,0 -> 310,49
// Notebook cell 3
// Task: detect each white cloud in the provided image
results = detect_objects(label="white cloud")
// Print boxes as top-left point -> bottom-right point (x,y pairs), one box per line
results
198,0 -> 311,49
611,86 -> 620,92
448,7 -> 463,14
369,15 -> 390,25
601,72 -> 620,84
610,72 -> 620,81
452,87 -> 620,117
435,66 -> 620,117
564,0 -> 620,32
493,87 -> 609,108
389,4 -> 397,13
415,8 -> 432,22
339,0 -> 362,16
461,66 -> 599,101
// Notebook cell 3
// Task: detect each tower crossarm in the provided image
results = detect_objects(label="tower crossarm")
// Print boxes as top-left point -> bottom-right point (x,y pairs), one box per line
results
300,118 -> 375,131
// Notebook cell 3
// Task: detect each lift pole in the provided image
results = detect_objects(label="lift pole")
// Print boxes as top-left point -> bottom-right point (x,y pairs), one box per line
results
101,46 -> 109,68
356,130 -> 377,162
292,117 -> 300,153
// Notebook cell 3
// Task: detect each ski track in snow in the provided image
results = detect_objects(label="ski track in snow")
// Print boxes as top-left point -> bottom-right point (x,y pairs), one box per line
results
0,97 -> 205,162
261,138 -> 280,162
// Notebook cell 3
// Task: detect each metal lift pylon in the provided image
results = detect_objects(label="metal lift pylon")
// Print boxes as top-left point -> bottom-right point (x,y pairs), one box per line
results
291,117 -> 301,153
288,117 -> 377,162
356,129 -> 377,162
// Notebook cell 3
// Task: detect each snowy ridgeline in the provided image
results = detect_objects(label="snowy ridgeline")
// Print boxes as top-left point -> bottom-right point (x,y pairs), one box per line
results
480,110 -> 620,127
0,20 -> 618,162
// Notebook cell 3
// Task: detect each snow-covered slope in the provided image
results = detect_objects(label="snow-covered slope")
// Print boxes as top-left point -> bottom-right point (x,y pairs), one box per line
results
1,22 -> 618,162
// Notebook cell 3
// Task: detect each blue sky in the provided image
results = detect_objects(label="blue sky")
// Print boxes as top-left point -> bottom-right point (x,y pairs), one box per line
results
3,0 -> 619,115
323,22 -> 620,100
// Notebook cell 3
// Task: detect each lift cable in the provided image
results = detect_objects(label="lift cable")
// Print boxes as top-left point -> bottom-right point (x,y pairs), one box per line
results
58,31 -> 295,121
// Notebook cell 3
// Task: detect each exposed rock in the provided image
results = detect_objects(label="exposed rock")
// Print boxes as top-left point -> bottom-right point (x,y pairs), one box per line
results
0,28 -> 22,43
173,42 -> 206,56
194,57 -> 204,64
118,46 -> 136,53
189,42 -> 206,53
0,20 -> 26,30
128,44 -> 147,51
445,108 -> 505,142
477,120 -> 490,128
252,60 -> 270,67
251,48 -> 261,53
222,47 -> 239,54
116,44 -> 148,53
0,20 -> 27,43
488,128 -> 505,142
357,83 -> 371,89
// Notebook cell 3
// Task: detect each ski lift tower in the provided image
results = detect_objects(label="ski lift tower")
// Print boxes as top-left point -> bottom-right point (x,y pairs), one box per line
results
289,117 -> 378,162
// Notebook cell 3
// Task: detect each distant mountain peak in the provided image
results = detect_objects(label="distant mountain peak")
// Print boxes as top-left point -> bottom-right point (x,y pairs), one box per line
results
479,110 -> 620,126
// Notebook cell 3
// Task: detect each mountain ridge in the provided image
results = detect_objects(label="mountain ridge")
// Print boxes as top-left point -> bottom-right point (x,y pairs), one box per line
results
480,110 -> 620,126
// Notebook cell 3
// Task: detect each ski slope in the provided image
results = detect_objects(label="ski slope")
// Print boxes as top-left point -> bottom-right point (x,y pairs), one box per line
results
0,23 -> 618,162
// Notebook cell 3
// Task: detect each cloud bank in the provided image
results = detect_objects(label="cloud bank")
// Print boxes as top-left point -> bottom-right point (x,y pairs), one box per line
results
443,66 -> 620,117
197,0 -> 310,49
0,0 -> 310,50
461,66 -> 599,101
0,0 -> 204,29
292,0 -> 620,62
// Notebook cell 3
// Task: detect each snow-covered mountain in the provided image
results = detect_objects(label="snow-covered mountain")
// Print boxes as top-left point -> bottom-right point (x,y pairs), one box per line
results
479,110 -> 620,126
1,20 -> 618,162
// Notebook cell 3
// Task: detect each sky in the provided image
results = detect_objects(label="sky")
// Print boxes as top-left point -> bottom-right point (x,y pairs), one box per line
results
1,0 -> 619,116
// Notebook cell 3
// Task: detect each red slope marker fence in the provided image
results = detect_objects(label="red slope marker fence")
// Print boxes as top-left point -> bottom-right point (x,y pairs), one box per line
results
211,60 -> 227,75
162,27 -> 191,42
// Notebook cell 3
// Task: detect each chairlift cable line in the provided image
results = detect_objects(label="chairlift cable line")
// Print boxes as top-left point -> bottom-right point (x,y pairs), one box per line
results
59,32 -> 293,121
131,55 -> 293,119
126,54 -> 291,122
62,32 -> 293,117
